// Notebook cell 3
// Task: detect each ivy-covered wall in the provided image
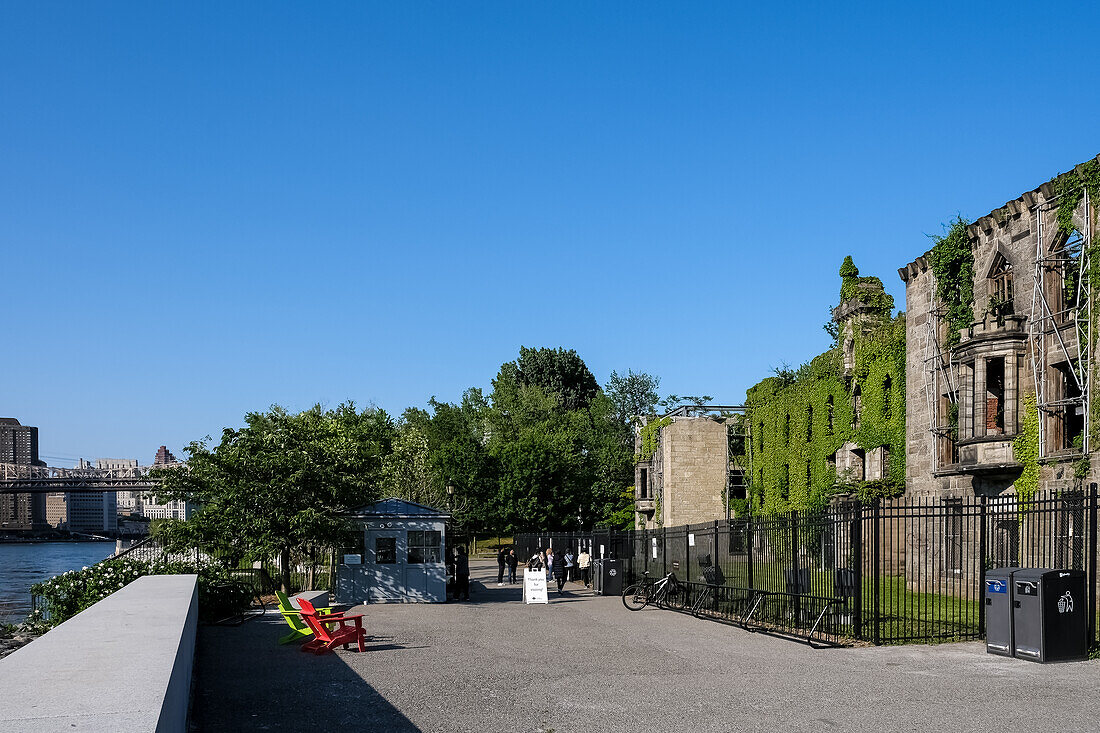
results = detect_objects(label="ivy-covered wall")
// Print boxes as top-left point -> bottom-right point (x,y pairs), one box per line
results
746,260 -> 906,514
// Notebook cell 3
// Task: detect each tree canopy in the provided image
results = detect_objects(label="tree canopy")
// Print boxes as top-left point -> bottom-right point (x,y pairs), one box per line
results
154,403 -> 393,589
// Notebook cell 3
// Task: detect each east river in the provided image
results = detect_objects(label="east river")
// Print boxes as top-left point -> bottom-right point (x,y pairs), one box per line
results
0,541 -> 116,622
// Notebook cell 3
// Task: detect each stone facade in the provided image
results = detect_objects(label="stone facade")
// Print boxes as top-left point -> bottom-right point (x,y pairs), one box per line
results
900,154 -> 1100,497
634,410 -> 744,529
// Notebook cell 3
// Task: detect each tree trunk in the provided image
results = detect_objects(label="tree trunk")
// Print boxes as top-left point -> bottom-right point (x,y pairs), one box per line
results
280,546 -> 292,593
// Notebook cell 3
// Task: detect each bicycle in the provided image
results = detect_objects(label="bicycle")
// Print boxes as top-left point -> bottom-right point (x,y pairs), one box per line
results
622,570 -> 687,611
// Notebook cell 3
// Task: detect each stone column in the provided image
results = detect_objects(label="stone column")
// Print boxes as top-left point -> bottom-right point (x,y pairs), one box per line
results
1005,351 -> 1018,434
974,358 -> 987,438
959,361 -> 972,440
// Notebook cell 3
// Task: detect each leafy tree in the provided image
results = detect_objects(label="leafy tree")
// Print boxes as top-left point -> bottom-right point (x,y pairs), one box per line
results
381,424 -> 441,508
605,369 -> 661,426
494,346 -> 600,412
154,403 -> 393,591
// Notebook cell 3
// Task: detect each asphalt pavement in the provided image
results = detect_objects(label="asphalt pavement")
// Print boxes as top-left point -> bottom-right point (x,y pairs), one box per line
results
192,559 -> 1100,733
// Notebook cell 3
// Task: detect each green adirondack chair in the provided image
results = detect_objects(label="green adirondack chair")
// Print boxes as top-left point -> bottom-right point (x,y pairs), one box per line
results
276,590 -> 333,644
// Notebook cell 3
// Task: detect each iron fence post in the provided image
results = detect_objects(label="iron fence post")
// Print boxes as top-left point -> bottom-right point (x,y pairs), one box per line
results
1090,483 -> 1098,645
853,505 -> 863,640
662,525 -> 667,577
791,510 -> 801,624
746,513 -> 754,590
873,500 -> 881,645
978,496 -> 987,638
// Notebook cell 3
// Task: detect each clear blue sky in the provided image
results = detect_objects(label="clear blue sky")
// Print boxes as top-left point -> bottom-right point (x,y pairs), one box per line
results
3,2 -> 1098,464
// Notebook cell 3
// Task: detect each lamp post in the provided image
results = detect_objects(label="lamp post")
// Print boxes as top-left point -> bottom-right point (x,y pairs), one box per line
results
446,482 -> 455,512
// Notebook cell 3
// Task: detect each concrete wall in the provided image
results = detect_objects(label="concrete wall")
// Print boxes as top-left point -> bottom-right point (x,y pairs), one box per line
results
0,574 -> 198,732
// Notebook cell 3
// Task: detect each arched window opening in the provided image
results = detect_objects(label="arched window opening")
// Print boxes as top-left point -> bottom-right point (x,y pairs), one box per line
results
883,375 -> 893,421
989,253 -> 1013,315
826,396 -> 834,435
853,384 -> 863,431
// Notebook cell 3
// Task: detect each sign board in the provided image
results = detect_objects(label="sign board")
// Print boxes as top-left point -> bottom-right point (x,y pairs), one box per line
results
688,533 -> 695,547
343,554 -> 362,565
523,569 -> 548,604
651,537 -> 658,559
599,544 -> 605,558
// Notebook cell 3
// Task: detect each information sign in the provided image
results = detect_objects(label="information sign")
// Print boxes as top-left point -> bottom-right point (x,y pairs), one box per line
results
651,537 -> 658,558
688,533 -> 695,547
524,569 -> 548,604
343,554 -> 362,565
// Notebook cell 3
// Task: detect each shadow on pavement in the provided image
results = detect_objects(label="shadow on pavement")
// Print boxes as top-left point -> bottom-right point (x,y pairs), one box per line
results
191,613 -> 422,732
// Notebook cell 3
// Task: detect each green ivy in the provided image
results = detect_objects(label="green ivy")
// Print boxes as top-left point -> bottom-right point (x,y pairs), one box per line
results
637,416 -> 671,462
746,260 -> 905,514
926,216 -> 974,347
1012,395 -> 1039,504
839,256 -> 894,316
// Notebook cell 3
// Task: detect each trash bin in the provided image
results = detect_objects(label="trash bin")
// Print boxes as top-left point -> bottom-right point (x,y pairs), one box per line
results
593,559 -> 622,596
1012,568 -> 1088,663
984,567 -> 1018,657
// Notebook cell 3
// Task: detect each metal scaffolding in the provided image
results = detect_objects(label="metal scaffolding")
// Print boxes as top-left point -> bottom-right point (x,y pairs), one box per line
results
919,276 -> 959,468
1029,187 -> 1093,457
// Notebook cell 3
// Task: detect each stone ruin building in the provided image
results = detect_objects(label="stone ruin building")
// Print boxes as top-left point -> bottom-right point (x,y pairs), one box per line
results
901,155 -> 1099,499
633,405 -> 747,529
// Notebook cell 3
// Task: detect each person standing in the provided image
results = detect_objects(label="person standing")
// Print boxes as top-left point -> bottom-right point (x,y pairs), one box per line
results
496,547 -> 507,586
564,549 -> 575,583
455,546 -> 471,601
506,549 -> 518,584
545,548 -> 555,583
578,548 -> 591,588
552,550 -> 568,594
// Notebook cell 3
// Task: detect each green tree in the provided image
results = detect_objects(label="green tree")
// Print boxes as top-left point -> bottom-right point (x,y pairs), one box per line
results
154,403 -> 393,591
381,424 -> 440,507
605,369 -> 661,426
494,346 -> 600,412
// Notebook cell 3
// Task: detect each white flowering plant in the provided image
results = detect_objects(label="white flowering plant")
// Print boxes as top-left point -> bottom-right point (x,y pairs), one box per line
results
29,556 -> 255,628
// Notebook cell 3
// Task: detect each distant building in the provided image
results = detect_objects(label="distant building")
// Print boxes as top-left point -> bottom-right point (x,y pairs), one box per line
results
139,446 -> 191,520
0,418 -> 47,531
45,491 -> 118,534
154,446 -> 178,465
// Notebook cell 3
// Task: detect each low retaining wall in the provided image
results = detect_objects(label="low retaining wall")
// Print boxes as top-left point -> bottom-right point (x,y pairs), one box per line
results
0,573 -> 198,732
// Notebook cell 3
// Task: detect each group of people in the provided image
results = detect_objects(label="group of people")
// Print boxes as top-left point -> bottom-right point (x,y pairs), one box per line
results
449,543 -> 595,601
496,548 -> 520,585
526,546 -> 592,593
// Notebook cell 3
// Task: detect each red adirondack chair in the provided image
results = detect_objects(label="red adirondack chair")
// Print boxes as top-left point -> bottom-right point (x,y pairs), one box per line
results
297,598 -> 366,655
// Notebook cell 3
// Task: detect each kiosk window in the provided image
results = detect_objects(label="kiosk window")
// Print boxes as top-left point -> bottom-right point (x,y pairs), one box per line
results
375,537 -> 397,564
408,530 -> 442,563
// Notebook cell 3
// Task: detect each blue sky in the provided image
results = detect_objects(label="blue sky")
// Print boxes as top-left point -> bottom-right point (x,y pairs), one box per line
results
2,2 -> 1098,464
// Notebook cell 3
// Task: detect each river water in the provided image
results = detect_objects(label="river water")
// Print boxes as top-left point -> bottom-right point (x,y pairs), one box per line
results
0,542 -> 116,622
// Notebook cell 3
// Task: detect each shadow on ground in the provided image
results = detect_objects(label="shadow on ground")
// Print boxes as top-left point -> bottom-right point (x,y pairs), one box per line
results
191,613 -> 422,732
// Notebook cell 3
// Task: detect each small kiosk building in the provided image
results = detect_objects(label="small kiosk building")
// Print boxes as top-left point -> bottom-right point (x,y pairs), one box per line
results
336,498 -> 449,604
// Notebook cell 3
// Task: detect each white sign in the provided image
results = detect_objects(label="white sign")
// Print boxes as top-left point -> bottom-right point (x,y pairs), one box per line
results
600,544 -> 605,558
688,533 -> 695,547
343,554 -> 362,565
651,537 -> 658,559
523,569 -> 548,604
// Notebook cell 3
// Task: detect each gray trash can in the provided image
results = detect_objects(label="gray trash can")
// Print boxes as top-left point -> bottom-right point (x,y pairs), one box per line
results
1012,568 -> 1088,663
984,567 -> 1018,657
591,558 -> 603,594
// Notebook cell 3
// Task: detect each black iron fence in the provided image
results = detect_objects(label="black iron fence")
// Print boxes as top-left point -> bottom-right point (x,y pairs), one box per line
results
515,487 -> 1100,646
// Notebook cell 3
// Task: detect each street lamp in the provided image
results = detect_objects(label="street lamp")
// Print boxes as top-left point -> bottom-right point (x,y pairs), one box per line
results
446,482 -> 455,511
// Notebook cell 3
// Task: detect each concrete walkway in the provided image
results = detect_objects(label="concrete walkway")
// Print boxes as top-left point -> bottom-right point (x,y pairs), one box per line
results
192,560 -> 1100,732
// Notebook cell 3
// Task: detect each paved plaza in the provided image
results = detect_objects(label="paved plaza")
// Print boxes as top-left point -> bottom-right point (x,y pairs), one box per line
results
193,560 -> 1100,732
